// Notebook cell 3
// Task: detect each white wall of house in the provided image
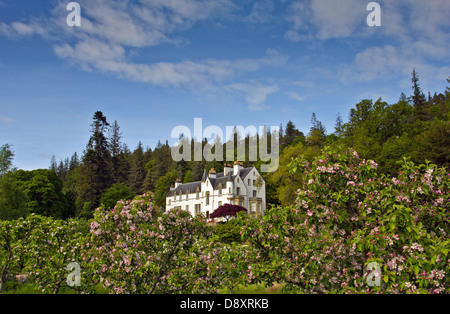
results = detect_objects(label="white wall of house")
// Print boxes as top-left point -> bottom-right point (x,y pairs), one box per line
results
166,165 -> 266,218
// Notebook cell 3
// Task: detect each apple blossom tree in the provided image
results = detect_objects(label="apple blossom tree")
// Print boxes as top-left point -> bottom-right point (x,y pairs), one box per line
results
84,193 -> 225,294
239,146 -> 449,293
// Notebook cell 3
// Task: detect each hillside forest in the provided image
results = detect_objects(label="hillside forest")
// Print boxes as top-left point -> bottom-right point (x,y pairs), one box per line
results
1,70 -> 449,221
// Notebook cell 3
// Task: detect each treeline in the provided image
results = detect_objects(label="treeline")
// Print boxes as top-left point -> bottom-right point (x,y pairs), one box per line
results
0,70 -> 448,220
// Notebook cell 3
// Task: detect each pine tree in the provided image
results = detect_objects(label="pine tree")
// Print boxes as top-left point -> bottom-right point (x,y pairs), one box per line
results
307,113 -> 326,148
108,120 -> 128,183
334,113 -> 344,137
128,141 -> 146,194
50,155 -> 58,173
69,152 -> 79,171
76,111 -> 112,217
399,92 -> 408,103
410,68 -> 427,119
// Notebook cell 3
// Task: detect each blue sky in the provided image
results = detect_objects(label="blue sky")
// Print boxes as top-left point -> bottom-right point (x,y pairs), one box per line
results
1,0 -> 449,170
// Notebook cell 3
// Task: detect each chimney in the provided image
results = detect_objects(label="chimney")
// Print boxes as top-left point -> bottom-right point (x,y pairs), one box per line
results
209,168 -> 216,179
175,178 -> 182,189
224,163 -> 233,176
233,161 -> 243,176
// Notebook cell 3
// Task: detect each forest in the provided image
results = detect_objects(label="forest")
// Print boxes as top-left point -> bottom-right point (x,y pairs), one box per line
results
0,70 -> 449,222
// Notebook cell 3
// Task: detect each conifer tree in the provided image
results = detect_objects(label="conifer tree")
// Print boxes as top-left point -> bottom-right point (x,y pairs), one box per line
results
410,68 -> 427,119
76,111 -> 112,217
128,141 -> 146,194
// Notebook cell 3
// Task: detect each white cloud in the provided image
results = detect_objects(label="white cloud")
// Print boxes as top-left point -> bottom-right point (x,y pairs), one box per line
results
245,0 -> 274,24
287,91 -> 306,102
285,0 -> 365,41
338,45 -> 450,89
226,82 -> 279,111
1,0 -> 286,111
285,0 -> 450,46
0,20 -> 49,38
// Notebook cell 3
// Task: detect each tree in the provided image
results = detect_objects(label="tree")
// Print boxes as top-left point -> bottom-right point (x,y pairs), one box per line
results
0,145 -> 28,221
0,144 -> 15,177
307,113 -> 326,148
240,146 -> 449,293
154,171 -> 177,209
85,193 -> 221,294
183,170 -> 194,183
76,111 -> 112,217
282,120 -> 304,148
266,140 -> 305,207
22,215 -> 86,294
210,204 -> 247,221
410,68 -> 427,119
0,174 -> 29,221
334,113 -> 344,137
108,120 -> 127,183
128,141 -> 146,194
100,182 -> 135,209
13,169 -> 70,219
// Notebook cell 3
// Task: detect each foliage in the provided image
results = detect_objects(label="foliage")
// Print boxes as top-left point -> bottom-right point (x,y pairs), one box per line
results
239,146 -> 449,293
213,219 -> 244,244
12,169 -> 70,219
210,204 -> 247,221
20,214 -> 87,294
76,111 -> 113,215
154,171 -> 177,208
84,193 -> 223,294
0,175 -> 29,221
0,144 -> 16,177
100,182 -> 135,209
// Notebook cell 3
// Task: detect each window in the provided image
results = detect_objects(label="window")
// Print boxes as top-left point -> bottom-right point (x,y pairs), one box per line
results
236,187 -> 240,195
253,180 -> 256,186
229,187 -> 231,194
257,203 -> 261,213
239,201 -> 243,207
206,191 -> 210,206
218,184 -> 222,195
196,188 -> 199,199
253,190 -> 257,197
248,179 -> 251,186
186,205 -> 189,211
186,190 -> 189,200
195,204 -> 201,215
251,202 -> 256,213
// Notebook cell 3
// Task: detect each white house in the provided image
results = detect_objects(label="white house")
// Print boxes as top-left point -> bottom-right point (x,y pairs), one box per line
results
166,162 -> 266,219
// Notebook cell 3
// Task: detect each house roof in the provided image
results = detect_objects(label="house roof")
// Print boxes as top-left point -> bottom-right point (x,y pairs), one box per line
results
166,166 -> 254,197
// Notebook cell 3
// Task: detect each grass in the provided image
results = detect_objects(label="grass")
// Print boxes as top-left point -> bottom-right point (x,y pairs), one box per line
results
3,280 -> 287,294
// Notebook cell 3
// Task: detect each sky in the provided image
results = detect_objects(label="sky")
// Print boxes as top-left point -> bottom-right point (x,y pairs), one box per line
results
0,0 -> 449,171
